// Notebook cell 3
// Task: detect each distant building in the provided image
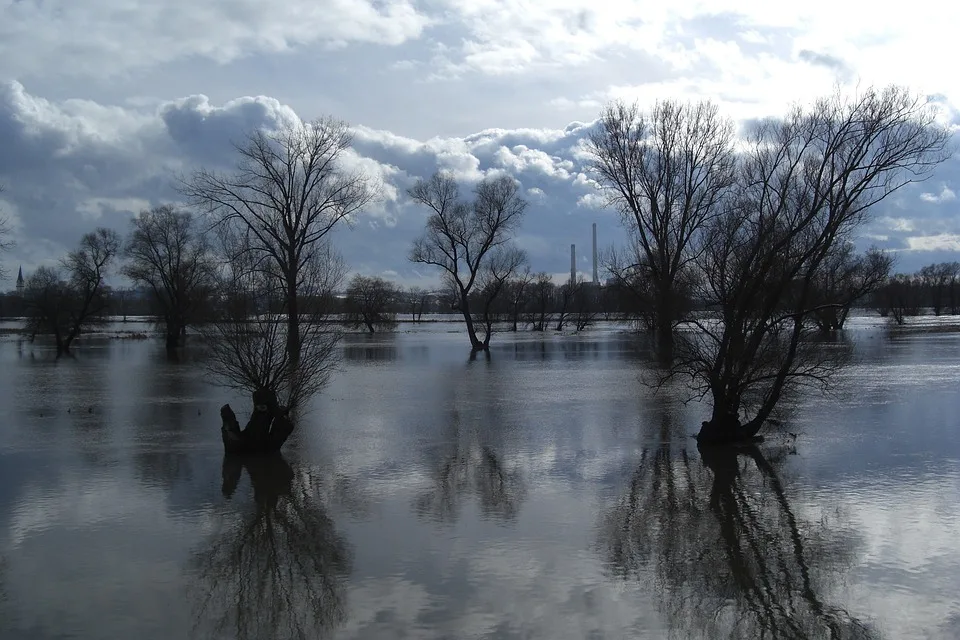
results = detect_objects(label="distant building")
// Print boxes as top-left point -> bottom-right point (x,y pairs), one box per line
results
15,266 -> 24,297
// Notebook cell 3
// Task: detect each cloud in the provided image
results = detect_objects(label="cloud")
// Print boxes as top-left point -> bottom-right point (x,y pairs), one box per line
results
159,94 -> 302,164
2,82 -> 960,285
0,84 -> 617,287
0,0 -> 430,79
905,234 -> 960,252
797,49 -> 852,79
920,185 -> 957,203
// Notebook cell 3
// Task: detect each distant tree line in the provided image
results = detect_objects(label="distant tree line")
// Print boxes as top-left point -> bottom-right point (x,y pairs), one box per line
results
871,261 -> 960,324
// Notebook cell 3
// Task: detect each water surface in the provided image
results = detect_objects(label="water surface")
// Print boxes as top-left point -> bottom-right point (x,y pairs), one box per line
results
1,320 -> 958,639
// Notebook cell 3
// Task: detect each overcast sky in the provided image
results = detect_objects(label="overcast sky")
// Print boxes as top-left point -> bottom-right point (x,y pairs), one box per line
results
2,0 -> 960,288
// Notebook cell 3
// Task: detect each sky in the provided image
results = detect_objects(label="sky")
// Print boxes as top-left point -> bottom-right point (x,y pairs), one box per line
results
2,0 -> 960,289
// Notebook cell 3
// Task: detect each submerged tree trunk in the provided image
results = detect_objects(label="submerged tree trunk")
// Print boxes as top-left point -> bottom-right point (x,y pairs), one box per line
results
166,319 -> 184,350
459,294 -> 486,351
220,388 -> 294,454
696,391 -> 764,445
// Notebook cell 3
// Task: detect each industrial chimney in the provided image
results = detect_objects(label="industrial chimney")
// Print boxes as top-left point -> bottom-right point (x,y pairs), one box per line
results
592,223 -> 598,284
570,244 -> 576,286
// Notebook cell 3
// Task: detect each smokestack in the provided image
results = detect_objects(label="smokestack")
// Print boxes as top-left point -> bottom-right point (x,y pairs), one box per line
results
592,223 -> 598,283
570,244 -> 576,285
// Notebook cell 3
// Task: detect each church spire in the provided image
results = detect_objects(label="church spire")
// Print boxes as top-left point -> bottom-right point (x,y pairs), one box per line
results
16,266 -> 24,295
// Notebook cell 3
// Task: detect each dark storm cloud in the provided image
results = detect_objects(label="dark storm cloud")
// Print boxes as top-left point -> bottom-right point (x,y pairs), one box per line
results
797,49 -> 853,79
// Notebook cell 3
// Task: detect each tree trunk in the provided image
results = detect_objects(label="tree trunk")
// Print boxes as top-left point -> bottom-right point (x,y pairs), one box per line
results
166,320 -> 182,350
286,278 -> 300,365
697,392 -> 763,445
655,303 -> 674,355
220,388 -> 294,454
460,294 -> 485,351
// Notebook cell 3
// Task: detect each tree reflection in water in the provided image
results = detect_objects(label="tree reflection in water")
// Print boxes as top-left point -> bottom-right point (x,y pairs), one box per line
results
600,402 -> 877,639
190,454 -> 352,640
413,409 -> 526,523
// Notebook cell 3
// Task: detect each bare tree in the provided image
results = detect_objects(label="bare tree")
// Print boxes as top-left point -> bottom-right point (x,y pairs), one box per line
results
880,273 -> 923,325
554,280 -> 575,331
123,205 -> 215,350
181,117 -> 377,369
588,100 -> 736,353
202,230 -> 344,418
405,286 -> 431,322
571,278 -> 598,331
503,267 -> 534,331
0,185 -> 12,281
810,245 -> 893,333
471,245 -> 527,342
919,261 -> 960,316
409,172 -> 527,351
525,272 -> 555,331
677,86 -> 950,444
23,228 -> 121,354
343,275 -> 398,333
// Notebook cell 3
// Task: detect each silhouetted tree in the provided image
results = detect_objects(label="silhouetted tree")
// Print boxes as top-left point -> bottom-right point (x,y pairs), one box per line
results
202,230 -> 343,417
503,267 -> 534,331
554,279 -> 576,331
123,205 -> 215,350
182,117 -> 377,369
405,286 -> 431,322
677,86 -> 950,444
343,275 -> 398,333
525,272 -> 554,331
472,245 -> 527,342
23,228 -> 121,354
409,172 -> 527,351
810,245 -> 893,333
0,186 -> 12,281
919,262 -> 959,316
588,100 -> 735,353
880,274 -> 922,325
572,279 -> 598,331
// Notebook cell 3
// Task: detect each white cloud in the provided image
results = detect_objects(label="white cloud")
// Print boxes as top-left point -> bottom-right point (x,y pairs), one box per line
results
920,185 -> 957,203
880,217 -> 916,232
906,234 -> 960,252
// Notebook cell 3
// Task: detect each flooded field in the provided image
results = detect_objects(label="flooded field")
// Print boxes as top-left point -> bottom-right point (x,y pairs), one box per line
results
0,319 -> 958,639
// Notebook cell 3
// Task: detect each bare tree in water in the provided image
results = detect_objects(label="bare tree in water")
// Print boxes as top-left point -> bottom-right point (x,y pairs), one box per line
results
202,230 -> 344,412
588,100 -> 735,353
503,267 -> 534,331
23,228 -> 120,354
471,245 -> 527,343
0,186 -> 12,281
675,86 -> 950,444
182,116 -> 378,369
809,244 -> 893,334
123,205 -> 215,350
404,286 -> 431,322
525,272 -> 555,331
409,172 -> 527,351
343,275 -> 399,333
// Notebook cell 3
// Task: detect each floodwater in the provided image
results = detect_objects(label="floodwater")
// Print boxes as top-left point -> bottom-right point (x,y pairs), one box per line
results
0,319 -> 959,639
